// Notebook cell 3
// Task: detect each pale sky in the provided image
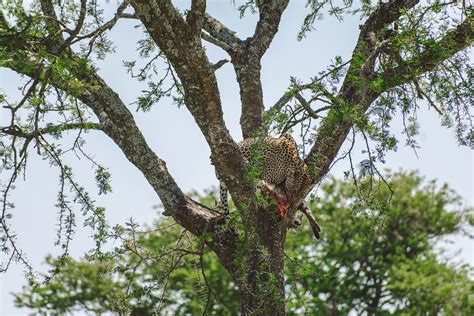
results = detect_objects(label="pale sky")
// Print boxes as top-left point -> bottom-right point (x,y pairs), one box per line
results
1,1 -> 473,315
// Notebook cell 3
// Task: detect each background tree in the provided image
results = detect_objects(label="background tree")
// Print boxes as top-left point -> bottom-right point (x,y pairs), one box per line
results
1,1 -> 472,314
13,172 -> 474,315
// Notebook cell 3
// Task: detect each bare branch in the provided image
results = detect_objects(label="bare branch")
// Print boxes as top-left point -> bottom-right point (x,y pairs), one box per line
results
202,1 -> 289,137
187,0 -> 206,32
202,14 -> 242,53
60,0 -> 87,49
298,202 -> 321,240
249,0 -> 290,59
268,60 -> 350,115
211,59 -> 229,71
201,31 -> 230,51
236,0 -> 290,138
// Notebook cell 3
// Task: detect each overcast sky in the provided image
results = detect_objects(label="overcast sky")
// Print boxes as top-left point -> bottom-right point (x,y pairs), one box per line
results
1,1 -> 473,314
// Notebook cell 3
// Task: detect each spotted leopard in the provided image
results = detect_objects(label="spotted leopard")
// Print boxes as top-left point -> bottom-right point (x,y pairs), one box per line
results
218,133 -> 314,217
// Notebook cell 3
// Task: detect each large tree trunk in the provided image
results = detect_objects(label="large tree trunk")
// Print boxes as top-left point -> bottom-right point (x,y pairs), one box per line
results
230,206 -> 287,315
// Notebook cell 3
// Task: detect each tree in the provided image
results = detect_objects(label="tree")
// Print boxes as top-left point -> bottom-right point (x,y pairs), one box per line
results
13,172 -> 474,315
0,1 -> 472,314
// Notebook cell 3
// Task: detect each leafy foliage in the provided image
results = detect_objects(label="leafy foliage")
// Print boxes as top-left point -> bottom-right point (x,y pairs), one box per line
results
13,172 -> 473,315
285,171 -> 473,315
1,1 -> 472,313
1,1 -> 472,281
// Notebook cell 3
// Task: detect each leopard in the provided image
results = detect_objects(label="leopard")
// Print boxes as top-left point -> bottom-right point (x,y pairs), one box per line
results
218,133 -> 314,218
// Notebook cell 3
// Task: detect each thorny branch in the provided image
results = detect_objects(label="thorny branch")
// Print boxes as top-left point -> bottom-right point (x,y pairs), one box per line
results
1,0 -> 239,279
0,1 -> 472,313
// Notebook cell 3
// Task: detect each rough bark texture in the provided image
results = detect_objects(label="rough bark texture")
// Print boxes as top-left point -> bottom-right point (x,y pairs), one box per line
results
1,0 -> 472,314
203,0 -> 289,138
219,205 -> 287,316
304,0 -> 423,182
303,0 -> 473,191
130,0 -> 254,207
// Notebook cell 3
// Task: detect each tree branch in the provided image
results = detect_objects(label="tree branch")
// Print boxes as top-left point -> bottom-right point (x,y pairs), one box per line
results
0,16 -> 241,272
129,1 -> 254,205
72,1 -> 131,43
201,31 -> 230,51
39,0 -> 68,48
295,93 -> 319,119
187,0 -> 207,33
362,0 -> 421,32
0,122 -> 102,139
304,0 -> 423,178
202,1 -> 289,138
60,0 -> 87,50
249,0 -> 290,59
235,0 -> 290,138
202,14 -> 242,53
291,0 -> 471,211
380,11 -> 474,90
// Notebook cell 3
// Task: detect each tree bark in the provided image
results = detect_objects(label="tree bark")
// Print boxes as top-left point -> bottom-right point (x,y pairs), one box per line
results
130,0 -> 255,207
1,1 -> 473,314
231,205 -> 287,315
203,0 -> 289,138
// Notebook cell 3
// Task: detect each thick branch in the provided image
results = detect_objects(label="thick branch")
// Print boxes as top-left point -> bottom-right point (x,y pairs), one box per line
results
238,0 -> 289,138
302,2 -> 473,212
362,0 -> 421,32
248,0 -> 290,59
236,0 -> 289,138
233,57 -> 266,138
0,24 -> 242,272
129,1 -> 254,204
297,0 -> 473,213
203,14 -> 242,52
304,0 -> 423,180
202,1 -> 289,138
39,0 -> 68,48
187,0 -> 206,32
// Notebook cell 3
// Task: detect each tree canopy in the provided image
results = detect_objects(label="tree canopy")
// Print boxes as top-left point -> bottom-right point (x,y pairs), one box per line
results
1,1 -> 472,314
13,172 -> 474,315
